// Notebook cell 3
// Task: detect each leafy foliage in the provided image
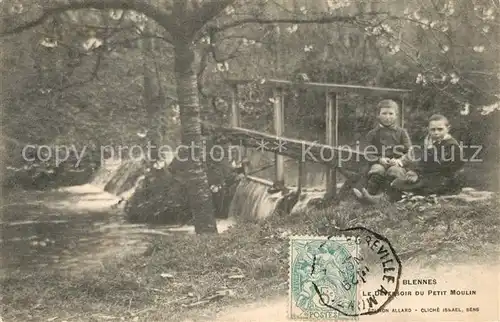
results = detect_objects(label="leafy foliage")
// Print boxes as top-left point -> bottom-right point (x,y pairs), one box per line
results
3,0 -> 498,157
1,0 -> 499,230
124,144 -> 239,224
194,0 -> 500,157
1,5 -> 177,163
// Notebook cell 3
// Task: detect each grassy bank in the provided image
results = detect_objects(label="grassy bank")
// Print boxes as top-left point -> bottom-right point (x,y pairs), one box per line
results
1,195 -> 499,321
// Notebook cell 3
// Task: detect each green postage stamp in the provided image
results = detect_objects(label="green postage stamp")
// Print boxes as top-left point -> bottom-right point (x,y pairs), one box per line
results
289,235 -> 360,320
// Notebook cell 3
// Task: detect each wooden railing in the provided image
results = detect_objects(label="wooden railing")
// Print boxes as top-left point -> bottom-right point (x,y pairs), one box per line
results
207,78 -> 411,200
202,122 -> 367,166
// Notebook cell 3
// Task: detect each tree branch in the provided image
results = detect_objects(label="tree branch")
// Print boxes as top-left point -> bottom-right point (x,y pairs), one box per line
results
1,0 -> 174,37
56,50 -> 103,92
210,12 -> 388,34
107,34 -> 173,49
197,47 -> 211,101
189,0 -> 237,33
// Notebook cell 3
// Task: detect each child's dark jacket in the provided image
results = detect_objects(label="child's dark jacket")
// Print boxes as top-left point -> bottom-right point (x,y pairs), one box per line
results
404,135 -> 464,178
365,124 -> 412,161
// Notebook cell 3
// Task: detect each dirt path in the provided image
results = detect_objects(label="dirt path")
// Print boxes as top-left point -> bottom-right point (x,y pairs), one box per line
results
211,263 -> 500,322
212,297 -> 288,322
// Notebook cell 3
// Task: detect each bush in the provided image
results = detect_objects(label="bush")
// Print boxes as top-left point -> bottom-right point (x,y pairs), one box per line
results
124,154 -> 239,225
125,168 -> 192,225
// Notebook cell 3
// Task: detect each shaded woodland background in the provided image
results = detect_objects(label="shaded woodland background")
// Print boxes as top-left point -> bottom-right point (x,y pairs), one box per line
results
2,0 -> 499,191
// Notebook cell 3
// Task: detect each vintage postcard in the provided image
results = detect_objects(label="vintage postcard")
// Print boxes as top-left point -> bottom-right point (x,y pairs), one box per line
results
1,0 -> 498,321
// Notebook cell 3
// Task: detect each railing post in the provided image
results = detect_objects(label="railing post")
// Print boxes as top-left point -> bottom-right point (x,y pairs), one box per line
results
325,91 -> 339,199
230,84 -> 246,162
400,95 -> 405,128
297,160 -> 305,193
297,88 -> 307,190
230,84 -> 240,128
273,87 -> 285,186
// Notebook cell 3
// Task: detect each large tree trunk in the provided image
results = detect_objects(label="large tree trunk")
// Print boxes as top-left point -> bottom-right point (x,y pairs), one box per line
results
173,40 -> 218,234
140,26 -> 162,163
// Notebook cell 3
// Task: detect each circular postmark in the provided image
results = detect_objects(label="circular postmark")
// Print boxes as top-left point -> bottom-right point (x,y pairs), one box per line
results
303,226 -> 402,317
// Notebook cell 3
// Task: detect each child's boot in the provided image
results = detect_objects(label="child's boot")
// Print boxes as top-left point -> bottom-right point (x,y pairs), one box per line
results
361,188 -> 384,204
366,173 -> 384,195
386,185 -> 403,202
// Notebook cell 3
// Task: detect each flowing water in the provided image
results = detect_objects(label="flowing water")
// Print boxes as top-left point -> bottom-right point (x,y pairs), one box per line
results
244,150 -> 328,189
95,152 -> 177,198
288,183 -> 344,215
227,178 -> 285,219
91,153 -> 331,221
0,183 -> 235,277
1,150 -> 336,280
103,160 -> 145,195
90,159 -> 122,189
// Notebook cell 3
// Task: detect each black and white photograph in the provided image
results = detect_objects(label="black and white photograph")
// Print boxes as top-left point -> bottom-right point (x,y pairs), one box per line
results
1,0 -> 499,321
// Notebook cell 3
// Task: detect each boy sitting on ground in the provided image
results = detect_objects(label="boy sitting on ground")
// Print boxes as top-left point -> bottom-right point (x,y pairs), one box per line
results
353,99 -> 412,202
391,114 -> 464,196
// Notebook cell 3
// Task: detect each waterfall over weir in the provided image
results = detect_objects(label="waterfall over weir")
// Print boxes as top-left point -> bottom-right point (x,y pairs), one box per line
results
90,159 -> 122,189
103,161 -> 144,196
228,178 -> 284,219
91,157 -> 333,221
227,176 -> 332,220
90,153 -> 176,203
89,159 -> 146,200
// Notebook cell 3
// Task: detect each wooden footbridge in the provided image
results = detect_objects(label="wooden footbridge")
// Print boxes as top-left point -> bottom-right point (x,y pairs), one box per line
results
203,78 -> 411,205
